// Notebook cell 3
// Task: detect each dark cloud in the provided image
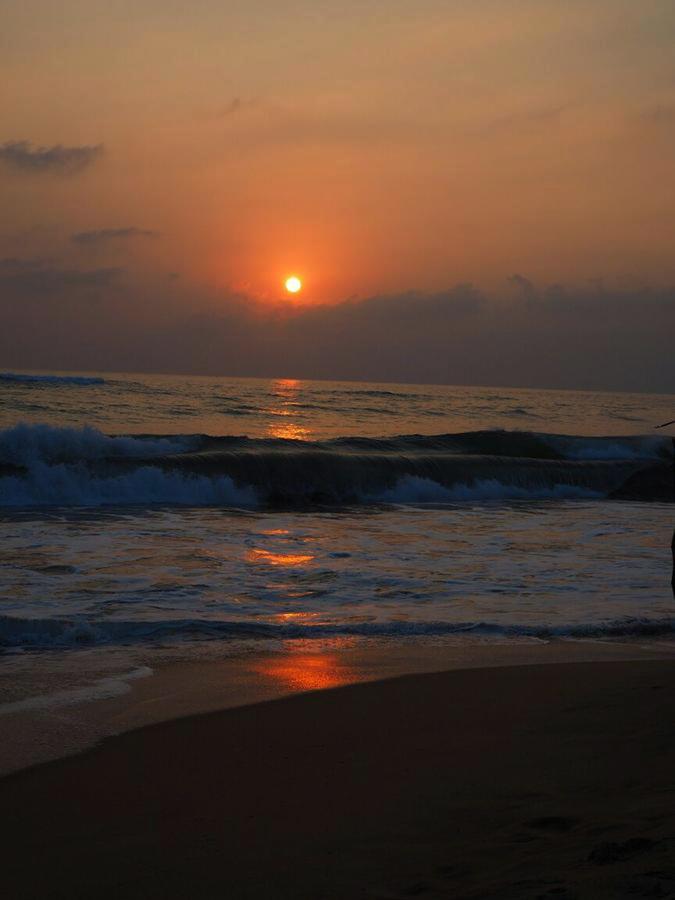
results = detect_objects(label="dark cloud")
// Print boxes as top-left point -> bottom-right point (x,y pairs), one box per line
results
300,286 -> 483,329
508,273 -> 537,305
139,281 -> 674,392
0,140 -> 103,174
0,271 -> 673,392
508,273 -> 535,294
72,227 -> 160,246
202,282 -> 675,391
0,257 -> 122,295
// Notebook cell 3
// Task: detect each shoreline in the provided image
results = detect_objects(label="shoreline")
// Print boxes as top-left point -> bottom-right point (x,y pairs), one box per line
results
2,636 -> 675,776
2,655 -> 675,898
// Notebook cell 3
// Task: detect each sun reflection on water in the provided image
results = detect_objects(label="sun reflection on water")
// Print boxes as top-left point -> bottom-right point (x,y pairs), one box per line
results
272,611 -> 325,623
267,422 -> 312,440
252,639 -> 360,692
246,548 -> 315,567
266,378 -> 312,441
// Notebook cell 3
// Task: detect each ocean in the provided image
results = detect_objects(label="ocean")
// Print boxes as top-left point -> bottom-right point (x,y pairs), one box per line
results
0,371 -> 674,730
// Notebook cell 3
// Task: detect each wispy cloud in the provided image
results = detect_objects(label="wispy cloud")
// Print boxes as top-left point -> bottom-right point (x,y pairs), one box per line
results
218,97 -> 260,118
72,227 -> 159,246
477,103 -> 572,136
0,141 -> 103,174
0,257 -> 121,294
639,103 -> 675,127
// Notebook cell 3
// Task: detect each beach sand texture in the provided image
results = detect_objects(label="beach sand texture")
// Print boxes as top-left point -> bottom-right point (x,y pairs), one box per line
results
2,659 -> 675,899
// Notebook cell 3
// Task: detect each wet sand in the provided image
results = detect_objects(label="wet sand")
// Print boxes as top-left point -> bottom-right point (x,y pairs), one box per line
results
2,637 -> 674,775
2,657 -> 675,899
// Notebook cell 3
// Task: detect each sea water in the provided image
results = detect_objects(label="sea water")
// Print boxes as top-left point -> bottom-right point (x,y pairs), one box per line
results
0,371 -> 673,713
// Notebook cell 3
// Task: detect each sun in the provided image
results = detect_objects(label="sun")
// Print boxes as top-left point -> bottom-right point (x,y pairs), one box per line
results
285,275 -> 302,294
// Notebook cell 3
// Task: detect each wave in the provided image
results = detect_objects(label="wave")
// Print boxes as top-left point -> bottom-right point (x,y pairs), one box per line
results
0,422 -> 194,467
0,423 -> 671,507
2,612 -> 674,650
544,433 -> 668,461
0,465 -> 257,507
373,476 -> 602,503
329,388 -> 414,399
0,372 -> 105,386
0,667 -> 153,715
329,431 -> 671,460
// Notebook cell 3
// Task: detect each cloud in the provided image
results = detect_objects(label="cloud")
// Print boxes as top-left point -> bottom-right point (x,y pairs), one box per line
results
640,103 -> 675,124
0,141 -> 103,174
637,104 -> 675,140
218,97 -> 260,117
72,227 -> 160,246
216,98 -> 417,148
0,270 -> 673,392
477,103 -> 572,136
0,257 -> 122,295
508,273 -> 536,300
301,286 -> 484,327
203,281 -> 675,390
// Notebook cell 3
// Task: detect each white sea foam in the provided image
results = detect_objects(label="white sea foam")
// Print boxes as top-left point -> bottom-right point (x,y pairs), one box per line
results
0,465 -> 602,507
546,434 -> 669,461
373,475 -> 601,503
2,612 -> 674,652
0,666 -> 152,715
0,422 -> 668,507
0,424 -> 617,506
0,464 -> 257,507
0,422 -> 190,466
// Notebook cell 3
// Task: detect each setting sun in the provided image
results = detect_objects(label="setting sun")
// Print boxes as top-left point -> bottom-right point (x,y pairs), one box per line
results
285,276 -> 302,294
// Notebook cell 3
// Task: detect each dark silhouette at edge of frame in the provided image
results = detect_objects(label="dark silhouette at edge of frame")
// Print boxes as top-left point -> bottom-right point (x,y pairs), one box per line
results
655,420 -> 675,595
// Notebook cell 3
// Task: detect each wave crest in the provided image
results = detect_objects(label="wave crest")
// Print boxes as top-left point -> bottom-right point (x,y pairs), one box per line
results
2,613 -> 674,650
0,423 -> 671,507
0,463 -> 257,507
0,422 -> 192,467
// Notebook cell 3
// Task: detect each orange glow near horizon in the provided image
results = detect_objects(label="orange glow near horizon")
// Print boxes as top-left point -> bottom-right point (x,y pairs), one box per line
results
7,2 -> 675,353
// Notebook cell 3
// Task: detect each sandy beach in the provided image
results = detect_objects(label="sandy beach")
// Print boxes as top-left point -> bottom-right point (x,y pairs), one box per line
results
3,655 -> 675,899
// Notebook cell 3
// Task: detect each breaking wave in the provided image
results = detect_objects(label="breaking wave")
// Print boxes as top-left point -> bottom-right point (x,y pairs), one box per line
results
373,476 -> 601,503
0,422 -> 193,467
2,612 -> 675,651
544,433 -> 668,461
0,423 -> 671,507
0,465 -> 257,507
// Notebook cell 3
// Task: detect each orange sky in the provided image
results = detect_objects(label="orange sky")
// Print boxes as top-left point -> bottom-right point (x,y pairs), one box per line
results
2,1 -> 675,388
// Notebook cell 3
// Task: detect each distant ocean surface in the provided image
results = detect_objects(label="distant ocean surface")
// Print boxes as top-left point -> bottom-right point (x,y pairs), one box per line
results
0,371 -> 674,678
